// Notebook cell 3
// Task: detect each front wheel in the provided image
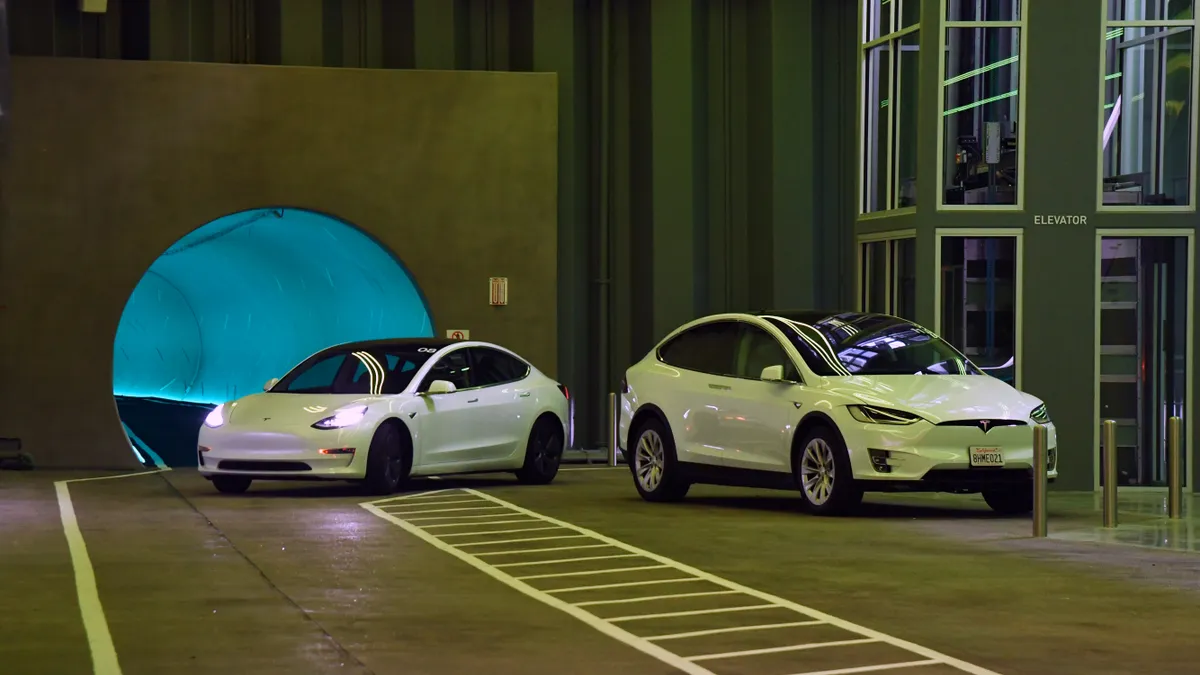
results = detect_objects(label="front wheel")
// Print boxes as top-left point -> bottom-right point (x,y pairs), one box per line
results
629,418 -> 690,502
515,418 -> 564,485
364,424 -> 411,495
211,475 -> 252,494
794,426 -> 862,516
982,485 -> 1033,515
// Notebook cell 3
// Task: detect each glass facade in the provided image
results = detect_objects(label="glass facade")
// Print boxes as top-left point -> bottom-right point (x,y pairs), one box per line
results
858,236 -> 917,320
860,0 -> 920,214
938,234 -> 1019,385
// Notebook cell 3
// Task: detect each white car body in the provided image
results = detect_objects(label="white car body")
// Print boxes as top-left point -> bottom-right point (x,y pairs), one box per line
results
197,338 -> 569,493
619,311 -> 1056,514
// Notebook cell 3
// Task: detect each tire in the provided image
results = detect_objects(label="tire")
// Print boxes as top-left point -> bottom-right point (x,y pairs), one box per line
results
629,417 -> 690,502
211,475 -> 252,494
982,485 -> 1033,515
515,417 -> 565,485
794,425 -> 863,516
363,423 -> 411,496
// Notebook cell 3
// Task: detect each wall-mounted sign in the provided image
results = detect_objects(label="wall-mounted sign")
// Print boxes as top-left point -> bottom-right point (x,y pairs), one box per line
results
446,329 -> 469,340
489,277 -> 508,306
1033,214 -> 1088,225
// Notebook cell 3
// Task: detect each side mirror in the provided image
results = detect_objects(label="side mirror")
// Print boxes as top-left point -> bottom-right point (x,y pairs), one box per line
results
760,365 -> 785,382
426,379 -> 457,395
264,377 -> 280,391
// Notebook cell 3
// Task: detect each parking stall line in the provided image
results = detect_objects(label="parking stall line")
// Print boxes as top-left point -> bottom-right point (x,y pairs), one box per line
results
362,487 -> 1001,675
440,526 -> 568,538
381,498 -> 490,509
574,590 -> 739,607
687,638 -> 880,662
386,505 -> 508,515
784,660 -> 941,675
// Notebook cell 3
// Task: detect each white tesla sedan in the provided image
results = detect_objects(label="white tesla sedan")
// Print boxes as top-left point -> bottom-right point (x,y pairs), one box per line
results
197,338 -> 569,495
619,311 -> 1057,516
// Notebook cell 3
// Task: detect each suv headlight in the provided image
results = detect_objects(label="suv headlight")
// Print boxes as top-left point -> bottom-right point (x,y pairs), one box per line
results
312,405 -> 368,430
1030,403 -> 1050,424
847,404 -> 923,425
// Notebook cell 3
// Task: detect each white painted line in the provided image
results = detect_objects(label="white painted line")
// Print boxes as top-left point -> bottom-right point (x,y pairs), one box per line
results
688,638 -> 879,662
500,554 -> 644,570
381,498 -> 486,508
422,518 -> 537,529
56,468 -> 171,675
574,590 -> 739,607
387,505 -> 507,515
457,534 -> 588,547
645,620 -> 825,641
607,604 -> 779,623
462,489 -> 998,675
514,563 -> 663,578
406,513 -> 529,523
439,526 -> 565,537
366,488 -> 456,504
474,543 -> 613,557
361,503 -> 718,675
548,578 -> 703,593
783,661 -> 941,675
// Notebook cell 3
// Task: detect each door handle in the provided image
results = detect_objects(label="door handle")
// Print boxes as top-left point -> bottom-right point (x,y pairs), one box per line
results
708,383 -> 731,391
467,398 -> 479,403
518,392 -> 531,398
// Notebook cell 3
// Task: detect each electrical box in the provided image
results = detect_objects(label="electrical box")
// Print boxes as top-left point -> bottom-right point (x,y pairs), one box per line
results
489,277 -> 508,306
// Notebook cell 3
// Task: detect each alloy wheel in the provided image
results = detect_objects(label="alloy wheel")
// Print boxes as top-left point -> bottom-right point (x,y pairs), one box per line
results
634,430 -> 665,492
800,438 -> 836,505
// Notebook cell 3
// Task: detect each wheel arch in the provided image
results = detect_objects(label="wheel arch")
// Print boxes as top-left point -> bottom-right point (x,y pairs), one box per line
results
628,403 -> 670,449
790,410 -> 847,470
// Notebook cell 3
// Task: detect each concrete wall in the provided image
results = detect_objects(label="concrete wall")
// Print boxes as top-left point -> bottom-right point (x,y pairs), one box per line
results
0,56 -> 557,468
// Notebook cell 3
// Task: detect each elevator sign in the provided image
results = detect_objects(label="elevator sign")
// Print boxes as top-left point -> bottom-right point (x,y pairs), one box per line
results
489,277 -> 509,306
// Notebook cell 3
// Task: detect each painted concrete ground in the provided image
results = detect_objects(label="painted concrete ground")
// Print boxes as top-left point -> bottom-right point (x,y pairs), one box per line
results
4,467 -> 1200,674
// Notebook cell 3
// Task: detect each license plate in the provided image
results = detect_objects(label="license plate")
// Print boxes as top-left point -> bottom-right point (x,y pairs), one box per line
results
969,446 -> 1004,467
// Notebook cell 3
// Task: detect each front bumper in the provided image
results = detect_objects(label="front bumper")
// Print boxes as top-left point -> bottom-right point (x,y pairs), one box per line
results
197,423 -> 373,480
843,419 -> 1058,489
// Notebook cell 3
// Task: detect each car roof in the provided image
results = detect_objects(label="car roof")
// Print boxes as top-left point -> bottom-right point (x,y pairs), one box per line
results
320,337 -> 461,353
751,309 -> 884,325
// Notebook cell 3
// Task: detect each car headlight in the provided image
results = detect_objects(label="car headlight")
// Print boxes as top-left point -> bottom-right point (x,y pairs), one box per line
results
1030,403 -> 1050,424
847,404 -> 923,425
312,405 -> 368,430
204,404 -> 225,429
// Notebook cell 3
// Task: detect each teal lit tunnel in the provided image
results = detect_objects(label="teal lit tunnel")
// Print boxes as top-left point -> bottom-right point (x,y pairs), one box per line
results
113,208 -> 433,466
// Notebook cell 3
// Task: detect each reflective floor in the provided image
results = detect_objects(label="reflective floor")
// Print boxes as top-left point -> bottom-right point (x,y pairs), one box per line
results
1050,491 -> 1200,552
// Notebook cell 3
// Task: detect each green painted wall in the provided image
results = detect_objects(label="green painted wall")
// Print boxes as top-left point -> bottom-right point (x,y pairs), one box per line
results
7,0 -> 859,450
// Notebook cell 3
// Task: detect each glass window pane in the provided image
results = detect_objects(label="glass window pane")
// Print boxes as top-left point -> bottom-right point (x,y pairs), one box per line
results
942,27 -> 1021,206
1108,0 -> 1193,22
863,0 -> 895,42
894,32 -> 919,208
939,236 -> 1018,384
421,350 -> 473,391
1101,26 -> 1193,207
893,238 -> 917,321
947,0 -> 1022,22
899,0 -> 920,28
869,241 -> 888,312
862,43 -> 892,213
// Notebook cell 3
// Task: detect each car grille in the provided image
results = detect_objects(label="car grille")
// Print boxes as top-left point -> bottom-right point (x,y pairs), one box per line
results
936,419 -> 1027,432
217,460 -> 312,472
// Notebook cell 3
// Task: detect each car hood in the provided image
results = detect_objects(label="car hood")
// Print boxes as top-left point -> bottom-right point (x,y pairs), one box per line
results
823,374 -> 1038,424
224,393 -> 389,427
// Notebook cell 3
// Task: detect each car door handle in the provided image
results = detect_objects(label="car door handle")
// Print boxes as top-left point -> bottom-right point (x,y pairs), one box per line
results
468,398 -> 479,403
518,392 -> 531,398
708,383 -> 731,391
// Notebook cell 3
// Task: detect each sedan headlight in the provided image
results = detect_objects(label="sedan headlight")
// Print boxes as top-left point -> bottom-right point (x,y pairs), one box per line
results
312,405 -> 368,430
847,404 -> 923,425
1030,403 -> 1051,424
204,404 -> 225,429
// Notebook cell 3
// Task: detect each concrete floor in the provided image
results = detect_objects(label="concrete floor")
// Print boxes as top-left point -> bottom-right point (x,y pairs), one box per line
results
4,467 -> 1200,675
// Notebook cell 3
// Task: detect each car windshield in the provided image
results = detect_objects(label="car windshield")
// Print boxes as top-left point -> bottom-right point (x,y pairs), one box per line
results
272,345 -> 438,395
763,313 -> 981,377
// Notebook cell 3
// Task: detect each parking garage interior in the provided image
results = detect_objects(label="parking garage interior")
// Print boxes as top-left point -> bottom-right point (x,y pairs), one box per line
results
4,1 -> 1200,674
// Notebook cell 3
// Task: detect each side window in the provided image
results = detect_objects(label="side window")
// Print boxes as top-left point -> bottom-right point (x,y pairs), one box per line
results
736,324 -> 798,381
657,321 -> 739,376
280,354 -> 346,392
469,347 -> 529,387
420,350 -> 473,391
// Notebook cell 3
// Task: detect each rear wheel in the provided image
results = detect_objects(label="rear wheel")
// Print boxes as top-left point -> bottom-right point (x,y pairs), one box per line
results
982,485 -> 1033,515
211,475 -> 252,494
629,418 -> 690,502
364,423 -> 411,495
515,417 -> 564,485
794,426 -> 862,516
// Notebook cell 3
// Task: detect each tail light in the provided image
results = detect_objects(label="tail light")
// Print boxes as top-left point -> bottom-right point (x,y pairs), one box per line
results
557,384 -> 570,400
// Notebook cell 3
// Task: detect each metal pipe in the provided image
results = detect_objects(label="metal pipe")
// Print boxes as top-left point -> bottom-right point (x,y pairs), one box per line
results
607,392 -> 618,467
1168,415 -> 1182,519
1032,424 -> 1047,537
1103,419 -> 1118,528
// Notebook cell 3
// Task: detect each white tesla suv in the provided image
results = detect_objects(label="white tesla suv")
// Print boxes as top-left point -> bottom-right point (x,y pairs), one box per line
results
619,311 -> 1057,515
197,338 -> 569,495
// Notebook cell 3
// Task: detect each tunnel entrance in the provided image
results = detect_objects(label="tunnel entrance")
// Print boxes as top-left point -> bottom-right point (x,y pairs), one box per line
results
113,208 -> 433,467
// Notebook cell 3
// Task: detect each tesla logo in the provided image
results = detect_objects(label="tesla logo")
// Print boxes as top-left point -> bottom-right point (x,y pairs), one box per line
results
978,420 -> 991,432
